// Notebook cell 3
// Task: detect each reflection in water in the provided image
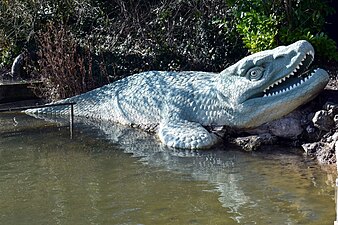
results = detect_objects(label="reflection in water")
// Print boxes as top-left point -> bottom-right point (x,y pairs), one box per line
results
0,113 -> 336,225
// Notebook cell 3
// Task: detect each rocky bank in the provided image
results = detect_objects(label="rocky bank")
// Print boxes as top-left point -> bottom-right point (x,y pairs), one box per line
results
231,87 -> 338,165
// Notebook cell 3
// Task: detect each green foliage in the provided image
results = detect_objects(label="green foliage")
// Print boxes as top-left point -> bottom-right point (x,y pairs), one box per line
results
280,29 -> 338,61
282,0 -> 335,33
303,32 -> 338,61
278,0 -> 338,61
0,43 -> 15,68
236,11 -> 279,53
2,0 -> 337,100
227,0 -> 338,61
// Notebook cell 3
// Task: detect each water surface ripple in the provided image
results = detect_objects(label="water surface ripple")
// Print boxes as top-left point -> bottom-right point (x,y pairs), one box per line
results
0,113 -> 336,225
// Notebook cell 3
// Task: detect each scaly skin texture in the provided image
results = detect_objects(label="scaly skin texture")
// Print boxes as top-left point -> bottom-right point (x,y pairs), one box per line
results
26,40 -> 329,149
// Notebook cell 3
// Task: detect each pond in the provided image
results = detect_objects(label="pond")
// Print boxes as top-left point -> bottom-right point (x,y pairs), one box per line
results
0,113 -> 336,225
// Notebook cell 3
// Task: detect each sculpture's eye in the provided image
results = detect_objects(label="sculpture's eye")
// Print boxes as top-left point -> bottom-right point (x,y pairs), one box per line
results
246,67 -> 264,81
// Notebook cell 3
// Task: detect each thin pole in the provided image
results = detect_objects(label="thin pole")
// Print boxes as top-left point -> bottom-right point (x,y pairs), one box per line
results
0,102 -> 76,139
335,178 -> 338,225
335,142 -> 338,225
70,104 -> 74,139
0,102 -> 76,112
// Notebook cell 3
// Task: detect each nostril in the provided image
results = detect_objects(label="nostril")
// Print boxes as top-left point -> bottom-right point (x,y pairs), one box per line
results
273,55 -> 284,60
273,50 -> 297,60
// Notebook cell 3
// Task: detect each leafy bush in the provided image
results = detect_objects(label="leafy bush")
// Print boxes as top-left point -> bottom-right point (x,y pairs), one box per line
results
236,11 -> 279,53
4,0 -> 337,101
228,0 -> 338,61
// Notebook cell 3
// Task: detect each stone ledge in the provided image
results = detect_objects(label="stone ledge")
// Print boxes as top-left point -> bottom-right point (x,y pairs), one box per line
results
0,82 -> 40,103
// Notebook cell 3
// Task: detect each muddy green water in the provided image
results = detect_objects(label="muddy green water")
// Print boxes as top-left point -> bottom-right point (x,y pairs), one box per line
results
0,113 -> 336,225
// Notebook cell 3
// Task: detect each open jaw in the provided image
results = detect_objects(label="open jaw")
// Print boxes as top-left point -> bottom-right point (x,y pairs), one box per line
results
253,51 -> 318,99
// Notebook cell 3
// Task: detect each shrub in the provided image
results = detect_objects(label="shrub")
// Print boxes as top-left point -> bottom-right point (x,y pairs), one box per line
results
88,0 -> 244,73
228,0 -> 338,61
0,0 -> 103,69
236,11 -> 279,53
2,0 -> 337,101
32,23 -> 108,101
1,0 -> 245,78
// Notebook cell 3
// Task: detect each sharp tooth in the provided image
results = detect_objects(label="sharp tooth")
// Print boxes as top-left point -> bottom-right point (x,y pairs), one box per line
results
286,87 -> 289,91
300,79 -> 304,84
268,93 -> 271,97
309,50 -> 314,57
296,65 -> 300,70
278,79 -> 282,84
293,84 -> 297,88
282,77 -> 286,81
299,61 -> 303,65
263,94 -> 267,97
304,76 -> 308,81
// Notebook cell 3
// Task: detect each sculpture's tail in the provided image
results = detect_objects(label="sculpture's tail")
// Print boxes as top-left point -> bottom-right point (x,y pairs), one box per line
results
24,83 -> 114,117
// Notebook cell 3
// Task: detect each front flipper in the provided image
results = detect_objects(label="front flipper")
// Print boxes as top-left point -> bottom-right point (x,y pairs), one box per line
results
158,120 -> 219,149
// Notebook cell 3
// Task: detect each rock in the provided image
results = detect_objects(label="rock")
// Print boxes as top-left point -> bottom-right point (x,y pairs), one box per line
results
232,133 -> 276,151
269,117 -> 303,138
233,135 -> 262,151
302,131 -> 338,164
247,110 -> 304,138
334,132 -> 338,141
306,125 -> 316,134
312,110 -> 334,131
324,102 -> 338,115
336,140 -> 338,162
302,141 -> 336,164
327,131 -> 338,143
316,143 -> 336,164
334,114 -> 338,124
302,142 -> 319,154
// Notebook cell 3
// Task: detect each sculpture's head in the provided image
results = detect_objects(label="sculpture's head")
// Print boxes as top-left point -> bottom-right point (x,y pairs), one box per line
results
219,40 -> 329,128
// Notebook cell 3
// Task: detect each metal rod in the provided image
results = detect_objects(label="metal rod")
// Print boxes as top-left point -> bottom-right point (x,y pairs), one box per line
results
0,102 -> 76,113
70,103 -> 74,139
0,102 -> 76,139
335,178 -> 338,225
335,143 -> 338,225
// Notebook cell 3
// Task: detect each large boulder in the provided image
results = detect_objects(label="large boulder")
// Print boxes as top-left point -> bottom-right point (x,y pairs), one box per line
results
312,110 -> 334,131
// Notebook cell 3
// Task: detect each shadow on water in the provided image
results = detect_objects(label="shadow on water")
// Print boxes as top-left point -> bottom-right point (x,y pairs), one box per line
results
0,112 -> 336,225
